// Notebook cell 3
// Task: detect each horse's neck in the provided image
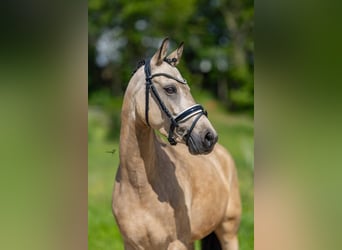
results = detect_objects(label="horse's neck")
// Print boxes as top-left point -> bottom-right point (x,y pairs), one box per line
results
119,109 -> 159,190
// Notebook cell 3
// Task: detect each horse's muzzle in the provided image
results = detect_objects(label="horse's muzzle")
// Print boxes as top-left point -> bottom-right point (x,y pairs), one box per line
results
187,129 -> 218,155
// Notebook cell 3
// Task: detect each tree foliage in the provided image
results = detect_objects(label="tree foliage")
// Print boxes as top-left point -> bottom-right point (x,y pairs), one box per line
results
89,0 -> 254,112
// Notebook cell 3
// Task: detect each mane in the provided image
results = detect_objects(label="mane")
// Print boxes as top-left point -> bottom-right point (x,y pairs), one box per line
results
131,59 -> 146,76
131,57 -> 177,76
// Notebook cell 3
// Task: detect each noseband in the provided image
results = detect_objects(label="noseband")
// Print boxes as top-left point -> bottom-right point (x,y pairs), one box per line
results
144,58 -> 208,145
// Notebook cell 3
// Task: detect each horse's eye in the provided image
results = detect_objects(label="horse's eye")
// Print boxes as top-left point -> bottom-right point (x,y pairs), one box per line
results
164,86 -> 177,95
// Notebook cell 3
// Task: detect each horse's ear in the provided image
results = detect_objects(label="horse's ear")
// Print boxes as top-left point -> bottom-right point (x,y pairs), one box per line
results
151,38 -> 169,66
166,42 -> 184,66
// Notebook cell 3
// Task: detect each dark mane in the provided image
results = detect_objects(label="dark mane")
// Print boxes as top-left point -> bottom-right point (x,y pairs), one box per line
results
131,57 -> 177,76
131,59 -> 145,76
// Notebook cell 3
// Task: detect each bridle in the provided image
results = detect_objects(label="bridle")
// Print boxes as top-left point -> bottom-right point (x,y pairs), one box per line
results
144,58 -> 208,145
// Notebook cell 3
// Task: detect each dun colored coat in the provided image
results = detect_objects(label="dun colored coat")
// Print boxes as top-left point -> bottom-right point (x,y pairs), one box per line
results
112,38 -> 241,250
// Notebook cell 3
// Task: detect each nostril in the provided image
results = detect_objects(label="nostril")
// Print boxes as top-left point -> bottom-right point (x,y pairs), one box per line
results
204,131 -> 214,147
203,131 -> 218,150
205,131 -> 213,141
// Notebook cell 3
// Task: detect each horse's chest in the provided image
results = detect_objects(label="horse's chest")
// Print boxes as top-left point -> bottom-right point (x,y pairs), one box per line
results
188,167 -> 229,238
114,184 -> 191,248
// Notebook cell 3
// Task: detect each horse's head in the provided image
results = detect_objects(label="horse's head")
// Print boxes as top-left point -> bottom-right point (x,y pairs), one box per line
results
134,38 -> 218,155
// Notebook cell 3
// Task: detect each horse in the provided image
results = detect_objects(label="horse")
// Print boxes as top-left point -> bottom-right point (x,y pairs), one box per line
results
112,38 -> 241,250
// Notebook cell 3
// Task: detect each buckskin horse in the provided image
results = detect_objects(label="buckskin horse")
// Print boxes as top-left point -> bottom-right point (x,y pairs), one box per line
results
112,38 -> 241,250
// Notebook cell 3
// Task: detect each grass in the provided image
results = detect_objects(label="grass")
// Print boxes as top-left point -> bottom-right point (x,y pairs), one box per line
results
88,92 -> 254,249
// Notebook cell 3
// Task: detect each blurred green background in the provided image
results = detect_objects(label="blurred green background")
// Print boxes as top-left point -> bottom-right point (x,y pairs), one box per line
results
88,0 -> 253,249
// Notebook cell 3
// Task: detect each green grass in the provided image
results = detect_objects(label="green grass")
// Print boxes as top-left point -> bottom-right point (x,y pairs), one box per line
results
88,93 -> 254,250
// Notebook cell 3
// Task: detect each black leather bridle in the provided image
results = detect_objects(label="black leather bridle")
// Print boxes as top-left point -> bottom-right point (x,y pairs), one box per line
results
144,58 -> 208,145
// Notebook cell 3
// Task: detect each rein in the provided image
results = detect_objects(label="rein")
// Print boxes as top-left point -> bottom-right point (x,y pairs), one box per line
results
143,58 -> 207,145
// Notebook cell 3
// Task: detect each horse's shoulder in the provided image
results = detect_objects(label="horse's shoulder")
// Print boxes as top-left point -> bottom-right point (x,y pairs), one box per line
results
210,143 -> 237,182
212,143 -> 233,158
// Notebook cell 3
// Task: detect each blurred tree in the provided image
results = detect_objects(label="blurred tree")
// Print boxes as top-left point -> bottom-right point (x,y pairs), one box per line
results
88,0 -> 254,112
